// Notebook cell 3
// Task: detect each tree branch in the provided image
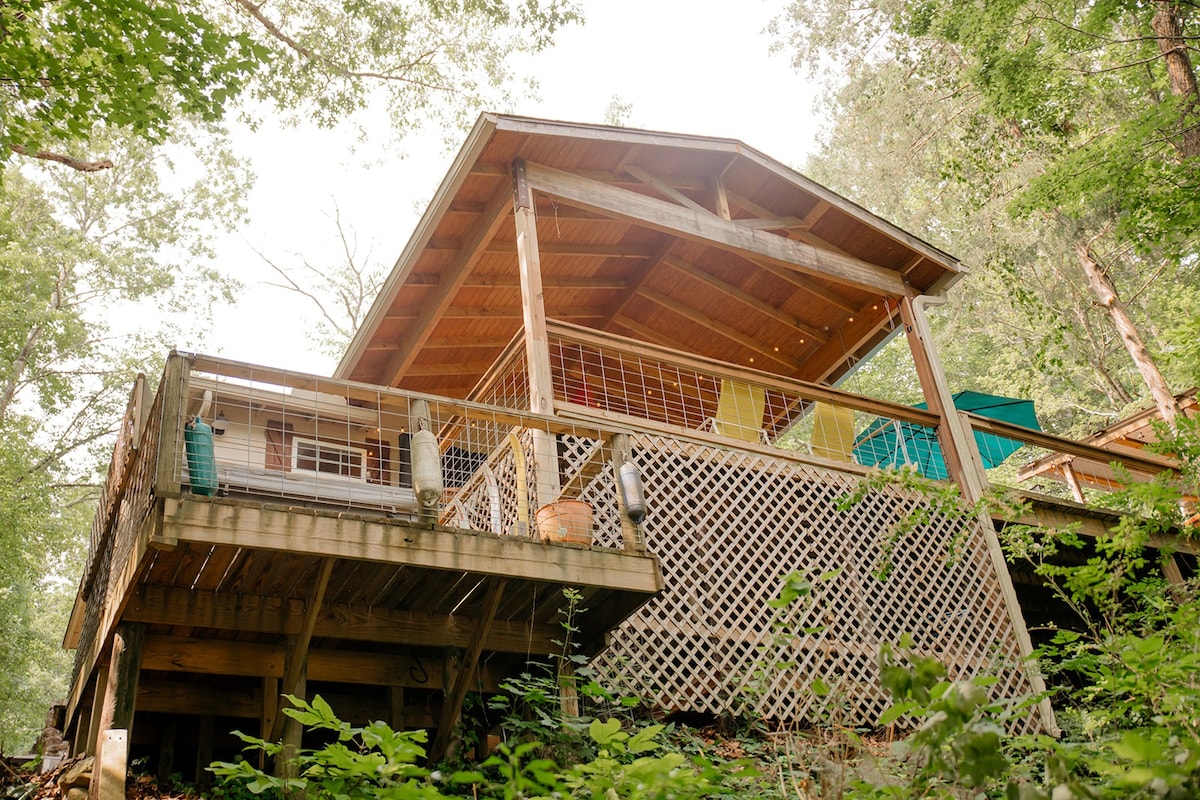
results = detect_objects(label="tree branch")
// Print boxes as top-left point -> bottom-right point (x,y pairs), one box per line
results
9,144 -> 113,172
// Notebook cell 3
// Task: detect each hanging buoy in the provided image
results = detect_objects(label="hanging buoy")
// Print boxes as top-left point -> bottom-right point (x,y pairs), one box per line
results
409,400 -> 442,517
411,428 -> 442,511
184,416 -> 217,496
619,460 -> 646,524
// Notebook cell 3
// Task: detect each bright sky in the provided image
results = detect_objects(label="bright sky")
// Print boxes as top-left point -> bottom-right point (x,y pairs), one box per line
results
202,0 -> 823,375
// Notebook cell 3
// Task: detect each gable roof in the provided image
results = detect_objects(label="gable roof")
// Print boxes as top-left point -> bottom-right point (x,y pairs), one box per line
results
336,113 -> 963,395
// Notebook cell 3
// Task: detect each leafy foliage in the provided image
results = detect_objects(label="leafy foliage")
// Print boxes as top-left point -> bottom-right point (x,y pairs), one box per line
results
1,0 -> 583,168
0,0 -> 263,157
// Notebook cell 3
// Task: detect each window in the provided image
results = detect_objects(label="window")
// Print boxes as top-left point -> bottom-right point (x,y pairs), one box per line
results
292,438 -> 367,481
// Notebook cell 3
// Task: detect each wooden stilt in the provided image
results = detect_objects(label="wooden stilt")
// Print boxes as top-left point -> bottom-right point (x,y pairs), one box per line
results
275,638 -> 307,781
194,715 -> 214,789
903,294 -> 1058,735
156,717 -> 176,782
90,622 -> 145,800
270,558 -> 334,741
388,686 -> 405,732
430,579 -> 506,762
86,666 -> 109,757
260,677 -> 279,770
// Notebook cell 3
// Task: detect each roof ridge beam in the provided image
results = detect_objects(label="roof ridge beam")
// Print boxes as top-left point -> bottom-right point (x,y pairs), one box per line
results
522,161 -> 906,297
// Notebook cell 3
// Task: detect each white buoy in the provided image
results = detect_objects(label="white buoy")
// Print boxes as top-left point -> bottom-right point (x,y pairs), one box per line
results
409,400 -> 442,517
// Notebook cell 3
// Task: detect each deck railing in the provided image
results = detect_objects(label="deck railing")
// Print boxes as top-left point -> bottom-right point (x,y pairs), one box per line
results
965,413 -> 1180,503
471,320 -> 1183,504
68,351 -> 653,722
474,321 -> 947,471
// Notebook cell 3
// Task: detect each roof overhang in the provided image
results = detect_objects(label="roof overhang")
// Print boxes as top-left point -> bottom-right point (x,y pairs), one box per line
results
337,114 -> 964,395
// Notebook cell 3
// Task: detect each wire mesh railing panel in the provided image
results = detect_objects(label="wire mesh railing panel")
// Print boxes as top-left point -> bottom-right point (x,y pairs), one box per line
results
590,432 -> 1043,732
547,328 -> 955,475
161,356 -> 639,550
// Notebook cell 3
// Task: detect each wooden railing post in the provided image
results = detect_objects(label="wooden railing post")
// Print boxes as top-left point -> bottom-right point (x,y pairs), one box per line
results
610,433 -> 642,552
153,353 -> 190,499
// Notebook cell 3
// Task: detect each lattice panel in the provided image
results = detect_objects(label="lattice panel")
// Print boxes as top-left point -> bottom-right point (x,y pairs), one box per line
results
592,433 -> 1040,732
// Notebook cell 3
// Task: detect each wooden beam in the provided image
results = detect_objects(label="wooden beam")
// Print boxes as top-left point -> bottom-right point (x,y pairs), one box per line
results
160,497 -> 663,594
427,239 -> 657,259
137,634 -> 506,691
662,257 -> 828,343
404,274 -> 630,290
624,166 -> 708,213
430,579 -> 506,761
124,585 -> 559,653
523,161 -> 906,296
379,183 -> 513,386
271,558 -> 335,740
382,306 -> 606,321
599,240 -> 676,329
610,313 -> 697,354
748,257 -> 861,314
639,287 -> 797,371
403,362 -> 499,377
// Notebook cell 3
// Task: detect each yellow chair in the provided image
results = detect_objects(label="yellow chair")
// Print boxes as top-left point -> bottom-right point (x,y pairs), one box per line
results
810,402 -> 856,462
711,379 -> 767,444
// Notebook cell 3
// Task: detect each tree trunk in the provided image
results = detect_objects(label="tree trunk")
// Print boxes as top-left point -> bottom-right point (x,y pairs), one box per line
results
1151,0 -> 1200,158
1075,240 -> 1182,427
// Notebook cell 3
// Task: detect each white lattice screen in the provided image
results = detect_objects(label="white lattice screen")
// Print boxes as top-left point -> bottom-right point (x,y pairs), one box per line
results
591,432 -> 1041,731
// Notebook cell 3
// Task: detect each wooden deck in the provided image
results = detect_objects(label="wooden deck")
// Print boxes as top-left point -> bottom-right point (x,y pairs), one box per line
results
62,353 -> 662,771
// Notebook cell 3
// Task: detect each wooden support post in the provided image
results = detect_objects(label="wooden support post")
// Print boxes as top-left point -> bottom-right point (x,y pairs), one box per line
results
1062,462 -> 1087,504
275,638 -> 307,781
260,677 -> 278,770
610,433 -> 642,551
430,579 -> 506,762
388,686 -> 405,732
898,296 -> 973,494
271,558 -> 335,740
91,621 -> 145,788
72,707 -> 89,757
156,717 -> 176,782
513,159 -> 561,512
513,159 -> 555,418
93,729 -> 127,800
154,353 -> 190,499
85,665 -> 108,757
558,659 -> 579,720
903,294 -> 1058,735
194,715 -> 215,789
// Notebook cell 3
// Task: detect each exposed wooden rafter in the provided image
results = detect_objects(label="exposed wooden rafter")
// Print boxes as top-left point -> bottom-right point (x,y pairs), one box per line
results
378,183 -> 514,386
662,257 -> 828,344
522,160 -> 906,296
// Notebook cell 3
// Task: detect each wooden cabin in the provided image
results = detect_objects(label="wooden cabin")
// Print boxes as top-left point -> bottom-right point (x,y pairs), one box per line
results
63,115 -> 1189,783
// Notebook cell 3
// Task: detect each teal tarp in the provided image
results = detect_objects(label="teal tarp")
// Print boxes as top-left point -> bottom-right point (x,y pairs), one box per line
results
852,390 -> 1041,480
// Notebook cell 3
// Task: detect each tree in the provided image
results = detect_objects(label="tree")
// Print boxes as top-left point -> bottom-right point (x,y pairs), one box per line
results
257,204 -> 389,359
1,0 -> 582,170
0,127 -> 248,742
772,0 -> 1199,429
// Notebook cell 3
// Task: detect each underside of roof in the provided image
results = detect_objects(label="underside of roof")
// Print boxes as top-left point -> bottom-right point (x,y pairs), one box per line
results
337,114 -> 963,395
